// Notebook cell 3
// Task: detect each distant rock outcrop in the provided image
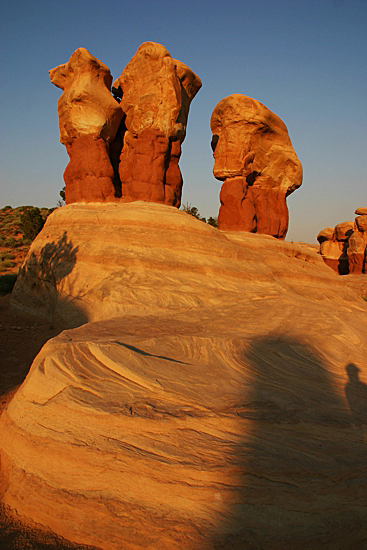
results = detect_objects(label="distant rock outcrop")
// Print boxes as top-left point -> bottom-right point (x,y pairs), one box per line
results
318,208 -> 367,274
210,94 -> 302,238
50,43 -> 201,207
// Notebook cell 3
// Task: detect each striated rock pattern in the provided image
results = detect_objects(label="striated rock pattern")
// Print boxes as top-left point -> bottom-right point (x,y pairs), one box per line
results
50,43 -> 201,207
318,207 -> 367,274
3,203 -> 367,549
211,94 -> 302,238
112,42 -> 201,206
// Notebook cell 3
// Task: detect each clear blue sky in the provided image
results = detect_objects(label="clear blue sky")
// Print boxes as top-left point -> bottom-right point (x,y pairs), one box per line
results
1,0 -> 366,242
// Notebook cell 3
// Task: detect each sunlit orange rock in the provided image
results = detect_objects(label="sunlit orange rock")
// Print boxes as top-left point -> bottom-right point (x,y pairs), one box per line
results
112,42 -> 201,207
3,203 -> 367,549
211,94 -> 302,238
50,48 -> 123,203
318,209 -> 367,274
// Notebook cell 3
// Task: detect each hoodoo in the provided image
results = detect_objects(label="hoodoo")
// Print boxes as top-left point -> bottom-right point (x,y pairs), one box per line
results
211,94 -> 302,238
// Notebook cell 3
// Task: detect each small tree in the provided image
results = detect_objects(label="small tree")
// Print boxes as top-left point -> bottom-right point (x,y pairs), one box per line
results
181,203 -> 206,222
57,186 -> 66,207
207,216 -> 218,228
20,207 -> 45,242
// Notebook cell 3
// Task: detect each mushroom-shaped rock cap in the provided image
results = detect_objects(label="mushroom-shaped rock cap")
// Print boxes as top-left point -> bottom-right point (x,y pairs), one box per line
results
334,221 -> 355,241
210,94 -> 302,196
317,227 -> 335,243
50,47 -> 123,145
355,207 -> 367,216
113,42 -> 201,139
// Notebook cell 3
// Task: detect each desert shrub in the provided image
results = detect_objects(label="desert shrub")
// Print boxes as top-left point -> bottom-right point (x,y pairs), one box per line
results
2,252 -> 15,260
207,216 -> 218,228
20,207 -> 45,242
1,206 -> 12,212
1,259 -> 14,268
3,237 -> 16,247
0,273 -> 17,295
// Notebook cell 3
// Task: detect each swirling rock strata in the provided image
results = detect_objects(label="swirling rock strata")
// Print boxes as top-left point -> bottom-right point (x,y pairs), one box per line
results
3,203 -> 367,549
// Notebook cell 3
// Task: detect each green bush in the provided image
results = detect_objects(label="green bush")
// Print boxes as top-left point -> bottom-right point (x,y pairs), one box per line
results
20,207 -> 45,242
0,273 -> 17,295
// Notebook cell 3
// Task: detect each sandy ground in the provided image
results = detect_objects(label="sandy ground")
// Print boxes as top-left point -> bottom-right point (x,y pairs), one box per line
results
0,293 -> 98,549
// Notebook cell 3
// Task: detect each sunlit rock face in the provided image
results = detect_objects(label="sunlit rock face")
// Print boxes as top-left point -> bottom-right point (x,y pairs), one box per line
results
211,94 -> 302,238
3,202 -> 367,549
50,43 -> 201,208
112,42 -> 201,207
50,48 -> 123,204
318,208 -> 367,274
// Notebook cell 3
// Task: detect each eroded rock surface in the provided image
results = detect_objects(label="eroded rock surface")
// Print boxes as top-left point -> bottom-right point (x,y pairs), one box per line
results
50,48 -> 123,204
3,203 -> 367,549
211,94 -> 302,238
318,207 -> 367,274
112,42 -> 201,206
50,43 -> 201,207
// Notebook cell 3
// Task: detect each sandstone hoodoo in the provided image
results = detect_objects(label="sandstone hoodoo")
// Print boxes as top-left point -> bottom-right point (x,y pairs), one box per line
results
112,42 -> 202,206
50,48 -> 124,204
50,43 -> 201,207
318,207 -> 367,274
211,94 -> 302,238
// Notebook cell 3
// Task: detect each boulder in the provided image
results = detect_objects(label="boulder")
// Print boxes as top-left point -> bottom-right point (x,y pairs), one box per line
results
50,48 -> 123,204
334,220 -> 354,241
210,94 -> 302,238
2,203 -> 367,549
355,207 -> 367,216
318,211 -> 367,275
113,42 -> 201,206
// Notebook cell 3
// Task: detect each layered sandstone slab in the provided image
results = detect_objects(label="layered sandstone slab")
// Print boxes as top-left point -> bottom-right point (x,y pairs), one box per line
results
3,203 -> 367,549
211,94 -> 302,238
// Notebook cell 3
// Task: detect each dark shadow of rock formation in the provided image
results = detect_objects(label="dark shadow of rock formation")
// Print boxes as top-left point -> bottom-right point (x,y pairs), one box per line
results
210,336 -> 367,549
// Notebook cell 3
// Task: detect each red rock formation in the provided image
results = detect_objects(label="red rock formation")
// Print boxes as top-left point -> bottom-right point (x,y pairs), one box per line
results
211,95 -> 303,238
113,42 -> 201,207
318,209 -> 367,274
50,44 -> 201,207
50,48 -> 123,204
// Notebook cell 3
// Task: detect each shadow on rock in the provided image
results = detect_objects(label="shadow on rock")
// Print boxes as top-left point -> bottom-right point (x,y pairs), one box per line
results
210,336 -> 367,550
345,363 -> 367,428
11,231 -> 87,327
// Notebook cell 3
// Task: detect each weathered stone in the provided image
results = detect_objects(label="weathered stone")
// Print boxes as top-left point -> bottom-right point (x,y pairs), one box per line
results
50,48 -> 123,203
113,42 -> 201,206
334,221 -> 354,241
3,203 -> 367,550
317,227 -> 335,243
348,231 -> 366,274
50,44 -> 201,207
211,94 -> 302,238
318,212 -> 367,275
355,215 -> 367,233
355,207 -> 367,216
